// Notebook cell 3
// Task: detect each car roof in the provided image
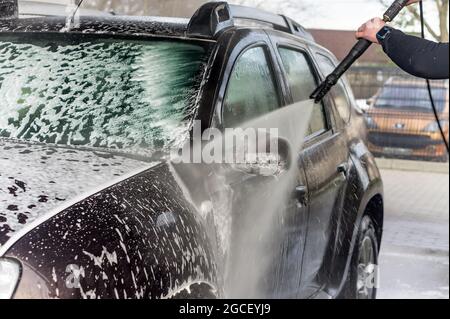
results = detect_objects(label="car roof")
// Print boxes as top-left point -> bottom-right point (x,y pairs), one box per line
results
0,1 -> 315,44
0,15 -> 194,40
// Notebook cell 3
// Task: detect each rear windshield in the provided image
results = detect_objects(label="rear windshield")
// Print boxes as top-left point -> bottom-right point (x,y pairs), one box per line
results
0,33 -> 210,156
374,83 -> 448,113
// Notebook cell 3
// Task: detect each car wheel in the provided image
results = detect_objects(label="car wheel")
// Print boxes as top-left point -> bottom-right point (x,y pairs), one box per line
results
346,215 -> 379,299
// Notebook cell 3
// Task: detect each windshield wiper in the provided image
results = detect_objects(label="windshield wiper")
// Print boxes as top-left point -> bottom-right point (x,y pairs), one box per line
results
0,137 -> 166,163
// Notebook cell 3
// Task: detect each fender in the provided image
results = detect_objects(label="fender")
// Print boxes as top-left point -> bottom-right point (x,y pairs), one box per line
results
324,141 -> 383,297
4,163 -> 219,299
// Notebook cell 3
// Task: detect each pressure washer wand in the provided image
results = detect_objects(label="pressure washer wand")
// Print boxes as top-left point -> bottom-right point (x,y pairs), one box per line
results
310,0 -> 410,103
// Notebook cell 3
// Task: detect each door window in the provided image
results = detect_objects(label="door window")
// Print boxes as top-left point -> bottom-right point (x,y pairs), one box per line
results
223,46 -> 280,128
279,47 -> 327,136
316,54 -> 352,124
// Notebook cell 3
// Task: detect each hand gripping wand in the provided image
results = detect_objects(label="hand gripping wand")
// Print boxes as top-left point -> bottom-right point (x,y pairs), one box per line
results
310,0 -> 410,103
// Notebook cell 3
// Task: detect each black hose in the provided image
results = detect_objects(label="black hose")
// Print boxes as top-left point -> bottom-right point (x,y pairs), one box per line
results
310,0 -> 409,102
419,1 -> 449,153
69,0 -> 85,24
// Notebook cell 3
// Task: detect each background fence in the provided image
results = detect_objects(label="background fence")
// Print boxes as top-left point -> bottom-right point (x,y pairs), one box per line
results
347,66 -> 449,162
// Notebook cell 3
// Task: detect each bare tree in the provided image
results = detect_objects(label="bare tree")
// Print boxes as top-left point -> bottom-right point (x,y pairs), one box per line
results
378,0 -> 448,42
85,0 -> 311,20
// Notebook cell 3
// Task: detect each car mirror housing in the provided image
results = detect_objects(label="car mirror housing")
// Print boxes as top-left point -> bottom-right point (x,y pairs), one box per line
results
229,136 -> 292,177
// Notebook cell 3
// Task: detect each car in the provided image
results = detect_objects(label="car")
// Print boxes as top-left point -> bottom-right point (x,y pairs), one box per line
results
366,77 -> 449,162
0,0 -> 383,299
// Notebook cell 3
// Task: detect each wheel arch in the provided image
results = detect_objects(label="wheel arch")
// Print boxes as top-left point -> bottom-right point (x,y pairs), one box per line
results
328,150 -> 384,298
363,193 -> 384,247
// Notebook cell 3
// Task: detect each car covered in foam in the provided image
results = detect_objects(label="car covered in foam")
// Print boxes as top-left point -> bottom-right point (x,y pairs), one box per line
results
0,1 -> 383,299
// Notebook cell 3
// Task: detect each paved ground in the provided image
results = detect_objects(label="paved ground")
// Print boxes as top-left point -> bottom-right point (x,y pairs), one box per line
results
378,169 -> 449,299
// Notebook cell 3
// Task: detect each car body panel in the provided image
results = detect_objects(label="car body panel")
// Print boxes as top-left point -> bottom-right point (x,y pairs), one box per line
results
264,30 -> 353,297
298,132 -> 351,295
3,162 -> 217,299
303,45 -> 383,297
0,139 -> 154,247
0,16 -> 195,41
210,28 -> 310,298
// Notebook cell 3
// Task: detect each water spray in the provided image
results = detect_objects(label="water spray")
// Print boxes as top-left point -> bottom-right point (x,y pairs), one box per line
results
170,100 -> 313,298
63,0 -> 85,31
310,0 -> 410,103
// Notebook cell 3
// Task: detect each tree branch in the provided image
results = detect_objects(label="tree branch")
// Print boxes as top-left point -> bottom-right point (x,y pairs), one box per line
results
406,6 -> 440,41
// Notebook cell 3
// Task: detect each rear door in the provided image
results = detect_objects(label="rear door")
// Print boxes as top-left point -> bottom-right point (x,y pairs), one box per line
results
299,51 -> 354,296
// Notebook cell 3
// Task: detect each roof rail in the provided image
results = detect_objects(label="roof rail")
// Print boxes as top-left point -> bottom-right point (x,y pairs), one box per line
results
283,16 -> 315,42
0,0 -> 18,19
187,1 -> 314,41
187,2 -> 234,39
229,4 -> 290,32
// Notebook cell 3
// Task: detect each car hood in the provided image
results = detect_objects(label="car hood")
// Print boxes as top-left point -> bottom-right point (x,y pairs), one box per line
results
0,139 -> 157,247
368,107 -> 446,118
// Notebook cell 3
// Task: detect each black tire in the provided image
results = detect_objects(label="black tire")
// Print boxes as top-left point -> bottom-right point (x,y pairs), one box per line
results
344,215 -> 379,299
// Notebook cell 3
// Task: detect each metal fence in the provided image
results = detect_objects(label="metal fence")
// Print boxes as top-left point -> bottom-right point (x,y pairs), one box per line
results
347,66 -> 449,162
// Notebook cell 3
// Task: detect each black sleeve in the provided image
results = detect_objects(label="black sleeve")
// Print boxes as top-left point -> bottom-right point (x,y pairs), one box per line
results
380,28 -> 449,80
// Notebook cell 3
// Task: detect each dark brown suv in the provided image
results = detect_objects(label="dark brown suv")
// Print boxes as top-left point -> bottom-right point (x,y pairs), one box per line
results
0,1 -> 383,299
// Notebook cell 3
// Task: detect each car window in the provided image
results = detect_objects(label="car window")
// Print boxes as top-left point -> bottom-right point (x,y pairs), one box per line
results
0,33 -> 210,156
278,47 -> 327,136
375,82 -> 447,113
223,46 -> 280,128
316,53 -> 352,124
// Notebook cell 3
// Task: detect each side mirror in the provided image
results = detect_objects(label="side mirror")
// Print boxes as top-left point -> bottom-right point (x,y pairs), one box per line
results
230,136 -> 292,177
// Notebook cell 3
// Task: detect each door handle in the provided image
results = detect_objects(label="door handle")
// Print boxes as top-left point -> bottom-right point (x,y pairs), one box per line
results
337,162 -> 350,178
294,185 -> 308,206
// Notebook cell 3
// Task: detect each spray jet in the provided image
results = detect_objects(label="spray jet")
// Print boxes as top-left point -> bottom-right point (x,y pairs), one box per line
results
310,0 -> 410,103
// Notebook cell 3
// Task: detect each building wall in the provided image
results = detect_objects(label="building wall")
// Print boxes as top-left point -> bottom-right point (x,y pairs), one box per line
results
309,29 -> 390,65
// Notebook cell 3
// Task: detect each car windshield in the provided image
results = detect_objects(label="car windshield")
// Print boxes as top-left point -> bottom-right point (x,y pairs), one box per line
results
374,83 -> 448,113
0,33 -> 209,156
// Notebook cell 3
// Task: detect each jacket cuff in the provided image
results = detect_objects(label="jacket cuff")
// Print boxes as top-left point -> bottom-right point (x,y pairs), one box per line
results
380,27 -> 400,54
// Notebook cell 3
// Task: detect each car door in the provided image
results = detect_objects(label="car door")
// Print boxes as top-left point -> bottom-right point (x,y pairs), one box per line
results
267,33 -> 338,297
271,39 -> 352,297
298,51 -> 354,296
209,29 -> 310,298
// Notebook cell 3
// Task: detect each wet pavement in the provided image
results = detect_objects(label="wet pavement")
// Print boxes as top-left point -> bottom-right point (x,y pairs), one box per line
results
378,168 -> 449,299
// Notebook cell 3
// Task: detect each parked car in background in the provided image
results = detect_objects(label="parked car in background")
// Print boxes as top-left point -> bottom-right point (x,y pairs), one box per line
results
365,77 -> 449,162
0,1 -> 383,299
